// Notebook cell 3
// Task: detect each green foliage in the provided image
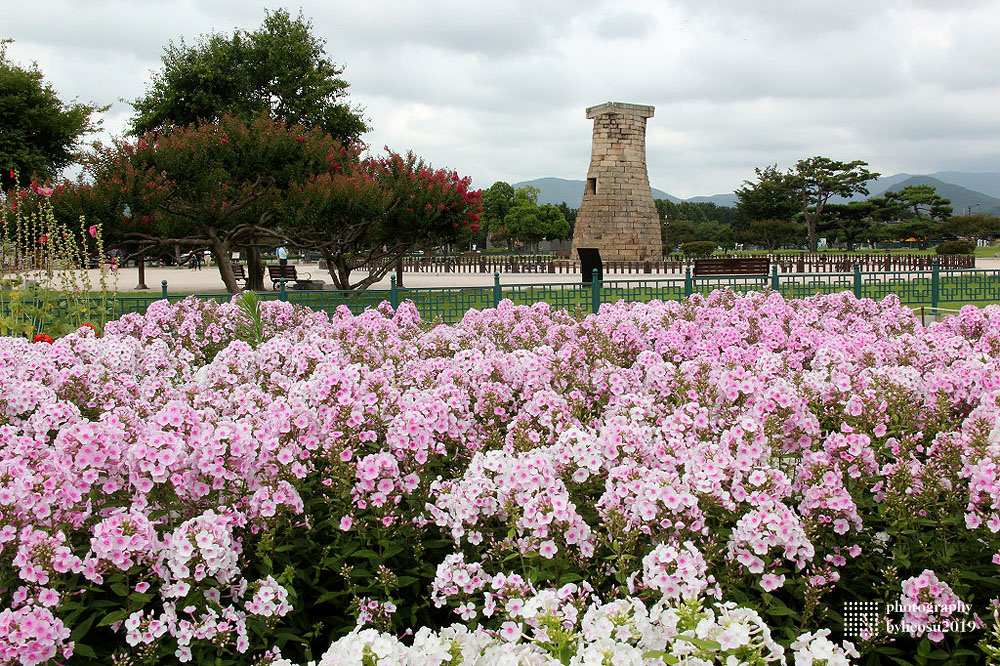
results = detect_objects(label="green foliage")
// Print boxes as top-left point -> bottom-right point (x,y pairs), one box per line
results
935,240 -> 975,255
0,40 -> 106,189
734,165 -> 799,225
663,219 -> 698,252
743,218 -> 804,251
884,185 -> 953,222
502,202 -> 570,245
0,181 -> 116,336
940,214 -> 1000,243
483,182 -> 568,248
679,241 -> 718,257
130,9 -> 367,143
788,157 -> 878,252
234,291 -> 267,346
820,201 -> 879,251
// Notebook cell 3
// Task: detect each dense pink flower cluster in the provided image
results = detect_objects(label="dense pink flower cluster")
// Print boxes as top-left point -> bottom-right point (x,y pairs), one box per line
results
1,290 -> 999,662
0,601 -> 72,666
898,570 -> 967,643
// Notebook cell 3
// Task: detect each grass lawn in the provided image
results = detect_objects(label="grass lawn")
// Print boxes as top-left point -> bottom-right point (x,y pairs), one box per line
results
735,246 -> 999,258
27,270 -> 1000,328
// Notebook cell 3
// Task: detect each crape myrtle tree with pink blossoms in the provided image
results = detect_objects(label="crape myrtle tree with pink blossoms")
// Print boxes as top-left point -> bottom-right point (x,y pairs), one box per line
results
279,149 -> 483,290
84,113 -> 344,292
4,289 -> 1000,664
84,116 -> 482,293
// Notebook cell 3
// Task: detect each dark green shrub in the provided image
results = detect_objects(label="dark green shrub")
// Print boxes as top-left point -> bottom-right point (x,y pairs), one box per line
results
935,240 -> 975,255
680,241 -> 718,258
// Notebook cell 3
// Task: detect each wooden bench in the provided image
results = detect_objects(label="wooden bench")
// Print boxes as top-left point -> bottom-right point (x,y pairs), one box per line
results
267,264 -> 312,289
693,257 -> 770,276
231,263 -> 247,288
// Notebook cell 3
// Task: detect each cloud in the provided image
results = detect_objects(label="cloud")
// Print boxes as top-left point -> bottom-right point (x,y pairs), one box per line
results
3,0 -> 1000,198
593,10 -> 658,39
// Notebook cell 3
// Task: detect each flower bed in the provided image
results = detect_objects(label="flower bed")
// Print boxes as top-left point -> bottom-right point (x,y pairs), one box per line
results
1,291 -> 999,664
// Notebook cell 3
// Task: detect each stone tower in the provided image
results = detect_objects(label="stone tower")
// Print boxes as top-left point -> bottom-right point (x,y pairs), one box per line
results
571,102 -> 663,261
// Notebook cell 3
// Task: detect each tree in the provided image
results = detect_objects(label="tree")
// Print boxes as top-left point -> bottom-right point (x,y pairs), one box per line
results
742,219 -> 804,252
819,201 -> 878,251
503,202 -> 569,246
662,219 -> 698,253
0,40 -> 106,189
656,199 -> 708,225
130,9 -> 367,143
734,165 -> 799,226
281,150 -> 482,289
695,202 -> 738,227
557,202 -> 577,238
882,185 -> 952,222
482,184 -> 565,250
880,185 -> 952,250
481,181 -> 516,231
87,113 -> 340,292
787,157 -> 878,252
940,213 -> 1000,247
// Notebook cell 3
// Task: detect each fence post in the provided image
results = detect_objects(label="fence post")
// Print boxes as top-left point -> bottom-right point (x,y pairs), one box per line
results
852,262 -> 862,299
931,258 -> 940,309
390,275 -> 399,309
684,266 -> 693,298
771,265 -> 780,291
591,268 -> 601,314
493,272 -> 502,308
161,280 -> 168,299
279,278 -> 288,302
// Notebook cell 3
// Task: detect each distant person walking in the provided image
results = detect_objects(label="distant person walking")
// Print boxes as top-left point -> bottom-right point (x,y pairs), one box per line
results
276,246 -> 288,268
190,251 -> 203,270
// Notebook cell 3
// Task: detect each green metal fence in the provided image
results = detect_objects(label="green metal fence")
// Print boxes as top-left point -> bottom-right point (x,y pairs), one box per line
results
67,261 -> 1000,325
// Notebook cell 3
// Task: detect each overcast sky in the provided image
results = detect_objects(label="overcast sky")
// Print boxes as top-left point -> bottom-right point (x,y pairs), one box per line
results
5,0 -> 1000,198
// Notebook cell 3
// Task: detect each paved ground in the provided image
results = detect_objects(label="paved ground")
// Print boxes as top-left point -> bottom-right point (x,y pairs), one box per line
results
94,257 -> 1000,294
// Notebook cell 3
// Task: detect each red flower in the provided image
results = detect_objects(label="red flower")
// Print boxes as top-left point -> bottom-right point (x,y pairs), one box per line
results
32,334 -> 54,344
80,323 -> 95,331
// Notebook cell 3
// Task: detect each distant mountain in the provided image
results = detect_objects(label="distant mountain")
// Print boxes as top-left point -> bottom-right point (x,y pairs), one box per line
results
687,193 -> 739,207
514,171 -> 1000,212
874,175 -> 1000,215
513,177 -> 683,207
928,172 -> 1000,199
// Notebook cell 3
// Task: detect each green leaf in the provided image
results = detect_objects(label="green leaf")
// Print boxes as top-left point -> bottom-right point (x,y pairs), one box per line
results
72,643 -> 97,658
98,609 -> 129,627
675,634 -> 722,652
69,612 -> 97,641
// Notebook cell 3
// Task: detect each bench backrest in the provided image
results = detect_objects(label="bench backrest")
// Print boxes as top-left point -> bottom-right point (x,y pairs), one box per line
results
693,257 -> 770,276
232,264 -> 246,278
267,264 -> 298,279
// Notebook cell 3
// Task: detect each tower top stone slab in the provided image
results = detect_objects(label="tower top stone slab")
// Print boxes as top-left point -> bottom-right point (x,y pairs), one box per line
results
585,102 -> 654,119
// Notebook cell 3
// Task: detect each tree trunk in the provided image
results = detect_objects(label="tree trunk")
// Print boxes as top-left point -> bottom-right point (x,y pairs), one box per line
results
322,250 -> 350,290
807,218 -> 819,253
173,243 -> 182,266
244,243 -> 265,291
208,236 -> 239,293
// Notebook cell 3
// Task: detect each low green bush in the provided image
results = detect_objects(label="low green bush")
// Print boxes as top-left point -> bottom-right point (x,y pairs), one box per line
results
936,240 -> 975,255
680,241 -> 718,257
